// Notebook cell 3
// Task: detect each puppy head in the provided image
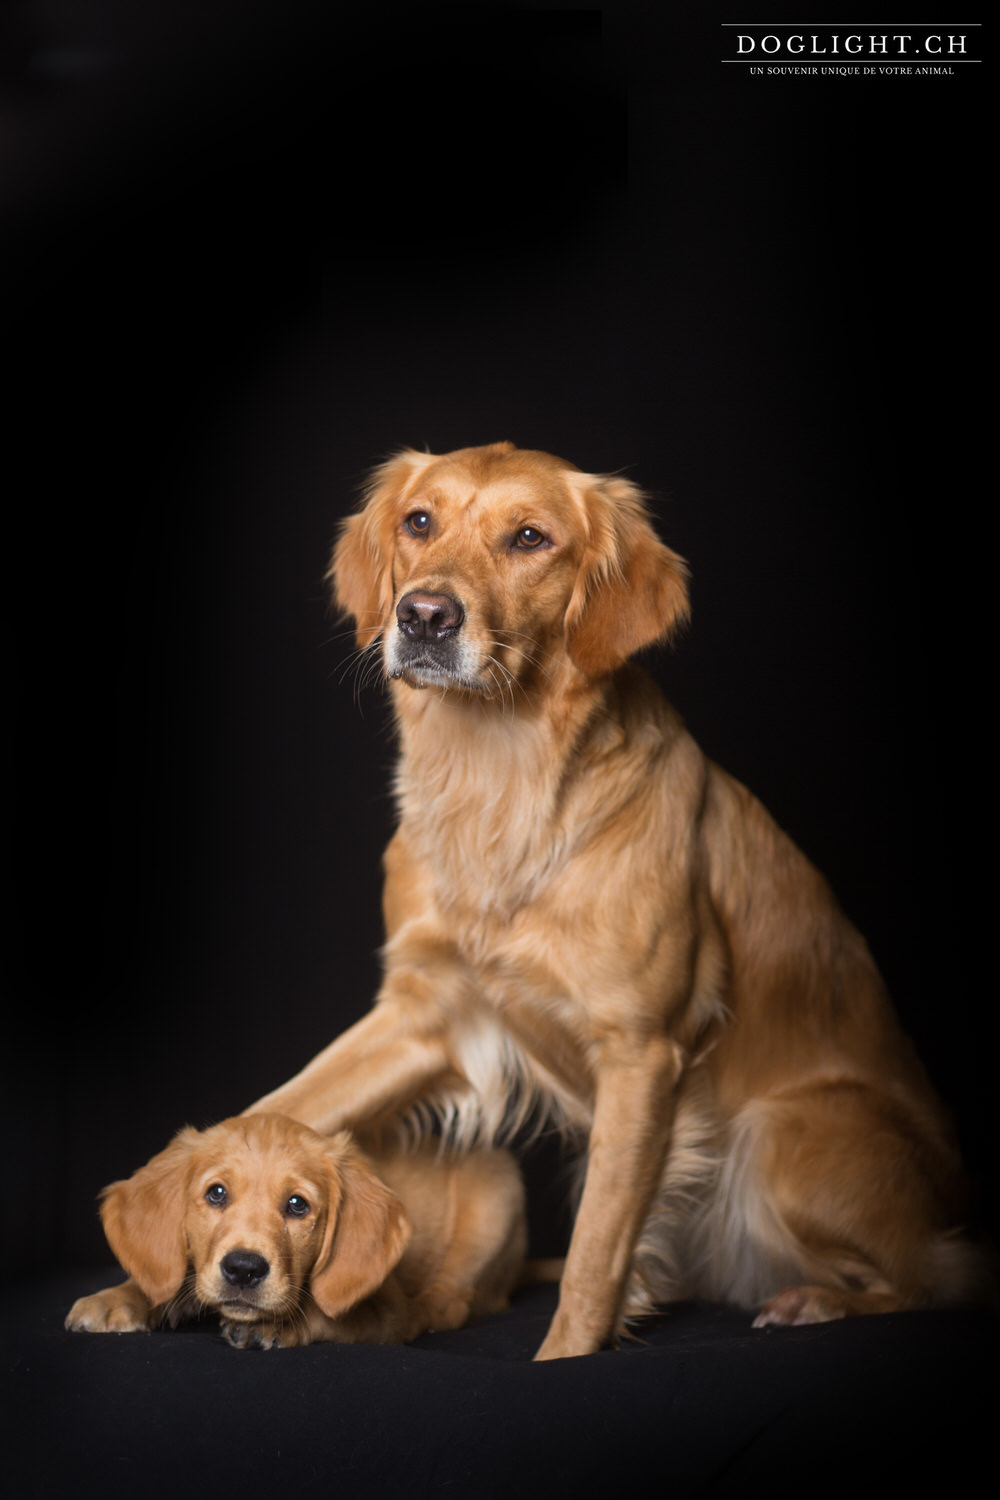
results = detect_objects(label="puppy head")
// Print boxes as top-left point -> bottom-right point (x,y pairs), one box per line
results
330,442 -> 689,691
100,1115 -> 411,1323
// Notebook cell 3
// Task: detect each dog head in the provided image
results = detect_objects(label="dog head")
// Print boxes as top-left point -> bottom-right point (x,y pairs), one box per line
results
332,442 -> 690,692
99,1114 -> 412,1326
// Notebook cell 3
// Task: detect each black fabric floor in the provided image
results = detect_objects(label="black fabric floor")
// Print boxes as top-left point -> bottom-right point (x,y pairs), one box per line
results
7,1271 -> 994,1499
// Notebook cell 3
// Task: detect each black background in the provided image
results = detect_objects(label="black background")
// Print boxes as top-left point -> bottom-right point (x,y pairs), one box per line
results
6,5 -> 989,1276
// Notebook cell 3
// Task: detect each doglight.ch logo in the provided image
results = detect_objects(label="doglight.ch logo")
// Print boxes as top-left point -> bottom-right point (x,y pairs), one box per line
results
721,23 -> 982,76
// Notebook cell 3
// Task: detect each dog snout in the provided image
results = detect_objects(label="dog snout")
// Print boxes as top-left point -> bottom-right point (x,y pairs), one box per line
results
396,591 -> 465,642
220,1249 -> 271,1288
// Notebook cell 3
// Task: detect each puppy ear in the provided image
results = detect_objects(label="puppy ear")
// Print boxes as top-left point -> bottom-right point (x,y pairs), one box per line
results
329,449 -> 437,647
99,1127 -> 201,1308
309,1134 -> 412,1320
564,475 -> 690,678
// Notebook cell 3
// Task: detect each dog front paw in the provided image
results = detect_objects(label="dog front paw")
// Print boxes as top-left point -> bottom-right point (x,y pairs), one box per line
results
221,1318 -> 277,1351
66,1283 -> 152,1334
221,1318 -> 306,1351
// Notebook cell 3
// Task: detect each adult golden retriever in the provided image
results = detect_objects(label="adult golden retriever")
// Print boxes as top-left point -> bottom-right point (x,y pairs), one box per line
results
66,1113 -> 527,1348
71,442 -> 989,1360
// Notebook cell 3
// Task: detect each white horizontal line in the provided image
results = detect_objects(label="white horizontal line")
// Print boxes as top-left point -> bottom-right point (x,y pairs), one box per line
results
720,22 -> 982,26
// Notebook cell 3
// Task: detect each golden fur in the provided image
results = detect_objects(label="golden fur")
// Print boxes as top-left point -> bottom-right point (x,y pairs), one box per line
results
66,1113 -> 527,1349
70,442 -> 990,1360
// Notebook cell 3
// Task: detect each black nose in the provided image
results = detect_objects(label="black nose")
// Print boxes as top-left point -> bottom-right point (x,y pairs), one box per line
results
220,1250 -> 270,1288
396,591 -> 465,641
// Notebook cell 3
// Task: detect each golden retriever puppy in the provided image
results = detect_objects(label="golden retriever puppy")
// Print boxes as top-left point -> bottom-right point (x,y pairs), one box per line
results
66,1113 -> 527,1349
73,442 -> 990,1360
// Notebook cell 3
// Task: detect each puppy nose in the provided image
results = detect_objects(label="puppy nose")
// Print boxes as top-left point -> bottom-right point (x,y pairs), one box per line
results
220,1250 -> 270,1288
396,591 -> 464,641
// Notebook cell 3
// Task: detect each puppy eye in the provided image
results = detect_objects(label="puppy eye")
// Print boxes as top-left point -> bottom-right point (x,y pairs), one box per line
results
405,511 -> 431,537
284,1195 -> 311,1218
205,1184 -> 228,1207
514,526 -> 546,550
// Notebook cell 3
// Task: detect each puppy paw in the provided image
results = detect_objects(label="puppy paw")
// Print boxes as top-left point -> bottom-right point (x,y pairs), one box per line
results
221,1318 -> 279,1351
220,1318 -> 307,1350
66,1284 -> 152,1334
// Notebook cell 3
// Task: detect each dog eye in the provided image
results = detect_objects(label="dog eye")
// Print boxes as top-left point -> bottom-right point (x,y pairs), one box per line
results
284,1195 -> 311,1218
405,511 -> 431,537
514,526 -> 547,550
205,1183 -> 228,1207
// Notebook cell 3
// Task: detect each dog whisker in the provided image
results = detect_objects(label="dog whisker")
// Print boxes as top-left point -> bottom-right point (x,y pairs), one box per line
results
160,1272 -> 200,1330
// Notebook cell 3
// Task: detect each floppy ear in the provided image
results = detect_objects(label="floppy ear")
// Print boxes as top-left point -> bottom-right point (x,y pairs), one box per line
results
309,1134 -> 412,1320
99,1127 -> 202,1308
563,475 -> 690,678
329,449 -> 438,647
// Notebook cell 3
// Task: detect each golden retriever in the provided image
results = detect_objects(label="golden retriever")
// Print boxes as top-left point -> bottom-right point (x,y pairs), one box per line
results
72,442 -> 990,1360
66,1113 -> 527,1349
